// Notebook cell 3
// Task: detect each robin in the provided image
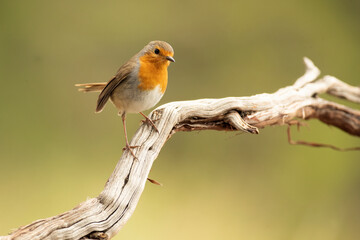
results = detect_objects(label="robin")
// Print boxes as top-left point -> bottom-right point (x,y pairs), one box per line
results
76,40 -> 175,158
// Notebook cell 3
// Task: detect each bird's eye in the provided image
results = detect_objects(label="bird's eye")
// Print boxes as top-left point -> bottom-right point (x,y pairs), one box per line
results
154,48 -> 160,54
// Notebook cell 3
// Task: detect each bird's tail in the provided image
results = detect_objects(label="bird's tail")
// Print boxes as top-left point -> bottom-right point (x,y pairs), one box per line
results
75,82 -> 107,92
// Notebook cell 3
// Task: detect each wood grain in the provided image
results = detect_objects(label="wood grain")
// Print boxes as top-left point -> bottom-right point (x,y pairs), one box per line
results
2,58 -> 359,240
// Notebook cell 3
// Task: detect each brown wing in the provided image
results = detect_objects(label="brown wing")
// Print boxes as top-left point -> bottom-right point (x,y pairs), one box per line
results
96,56 -> 137,113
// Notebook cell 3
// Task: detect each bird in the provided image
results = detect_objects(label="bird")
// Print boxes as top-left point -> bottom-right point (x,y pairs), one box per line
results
76,40 -> 175,158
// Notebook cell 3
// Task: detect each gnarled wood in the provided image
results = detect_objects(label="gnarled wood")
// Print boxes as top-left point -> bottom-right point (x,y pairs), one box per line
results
1,58 -> 359,240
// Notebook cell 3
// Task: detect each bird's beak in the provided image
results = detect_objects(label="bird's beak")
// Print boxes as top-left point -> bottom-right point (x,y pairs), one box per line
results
166,56 -> 175,62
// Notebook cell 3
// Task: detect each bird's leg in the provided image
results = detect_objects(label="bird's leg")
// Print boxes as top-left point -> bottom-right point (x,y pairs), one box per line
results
121,113 -> 138,159
139,112 -> 159,133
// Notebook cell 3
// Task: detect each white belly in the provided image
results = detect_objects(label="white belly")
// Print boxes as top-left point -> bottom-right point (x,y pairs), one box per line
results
111,84 -> 164,114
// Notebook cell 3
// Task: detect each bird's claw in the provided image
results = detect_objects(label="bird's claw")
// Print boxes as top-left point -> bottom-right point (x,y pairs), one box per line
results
141,118 -> 159,133
122,144 -> 139,159
139,112 -> 160,133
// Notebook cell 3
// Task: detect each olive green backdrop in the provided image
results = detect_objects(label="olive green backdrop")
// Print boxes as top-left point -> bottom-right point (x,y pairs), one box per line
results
0,1 -> 359,239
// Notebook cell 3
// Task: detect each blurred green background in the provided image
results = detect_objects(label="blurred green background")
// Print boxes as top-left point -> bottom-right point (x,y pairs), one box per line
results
0,0 -> 359,239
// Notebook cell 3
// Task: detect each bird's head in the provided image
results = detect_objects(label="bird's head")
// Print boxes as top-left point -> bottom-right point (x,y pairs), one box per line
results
140,40 -> 175,66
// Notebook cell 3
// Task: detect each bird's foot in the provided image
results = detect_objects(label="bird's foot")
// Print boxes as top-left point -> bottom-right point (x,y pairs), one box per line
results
142,118 -> 159,133
140,113 -> 159,133
122,144 -> 139,159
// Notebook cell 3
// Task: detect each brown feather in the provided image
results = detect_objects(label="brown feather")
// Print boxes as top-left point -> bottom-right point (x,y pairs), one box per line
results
95,55 -> 138,113
75,83 -> 107,92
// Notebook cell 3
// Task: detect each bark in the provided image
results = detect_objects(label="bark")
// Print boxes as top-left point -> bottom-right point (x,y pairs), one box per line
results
2,58 -> 359,240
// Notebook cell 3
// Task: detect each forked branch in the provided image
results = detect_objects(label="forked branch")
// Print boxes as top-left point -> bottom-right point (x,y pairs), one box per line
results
2,58 -> 359,240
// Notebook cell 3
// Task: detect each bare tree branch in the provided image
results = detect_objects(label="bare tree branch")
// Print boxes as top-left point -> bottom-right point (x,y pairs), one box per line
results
287,125 -> 360,151
1,58 -> 359,240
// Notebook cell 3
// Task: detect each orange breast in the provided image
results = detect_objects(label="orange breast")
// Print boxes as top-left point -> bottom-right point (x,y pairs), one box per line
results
138,55 -> 169,93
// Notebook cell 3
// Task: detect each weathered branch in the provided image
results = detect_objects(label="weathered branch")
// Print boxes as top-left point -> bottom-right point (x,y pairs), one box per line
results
2,58 -> 359,240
